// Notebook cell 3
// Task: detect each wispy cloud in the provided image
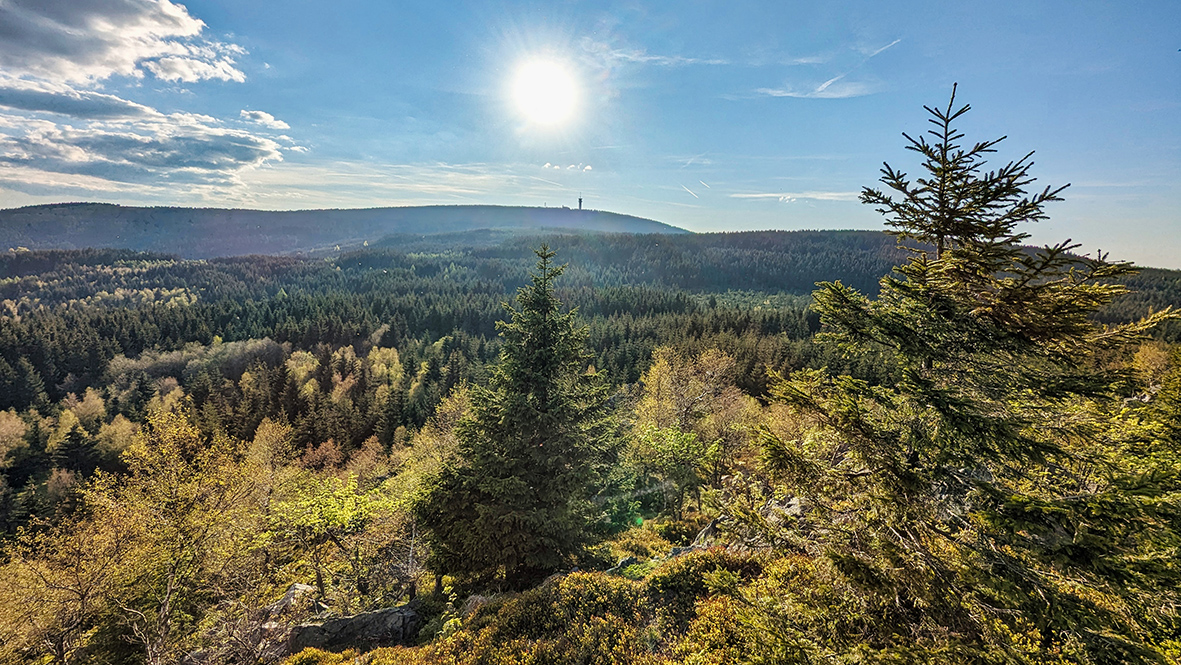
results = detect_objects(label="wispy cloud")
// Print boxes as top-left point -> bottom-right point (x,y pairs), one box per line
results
753,39 -> 901,100
231,161 -> 595,209
786,55 -> 830,65
755,79 -> 875,99
529,175 -> 564,188
673,153 -> 712,168
731,191 -> 860,202
863,39 -> 902,59
0,78 -> 157,118
580,38 -> 728,68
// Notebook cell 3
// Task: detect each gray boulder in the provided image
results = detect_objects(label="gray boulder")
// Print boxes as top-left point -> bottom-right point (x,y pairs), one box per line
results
289,606 -> 421,653
264,583 -> 316,618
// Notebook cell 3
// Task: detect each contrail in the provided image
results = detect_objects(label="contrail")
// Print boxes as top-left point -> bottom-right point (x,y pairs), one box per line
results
681,184 -> 699,199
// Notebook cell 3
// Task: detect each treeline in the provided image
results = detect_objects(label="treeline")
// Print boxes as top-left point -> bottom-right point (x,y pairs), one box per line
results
2,230 -> 904,315
0,282 -> 829,406
8,229 -> 1177,319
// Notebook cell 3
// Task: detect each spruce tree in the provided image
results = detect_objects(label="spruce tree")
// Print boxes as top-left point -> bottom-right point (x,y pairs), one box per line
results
734,87 -> 1180,662
51,424 -> 99,477
414,246 -> 609,589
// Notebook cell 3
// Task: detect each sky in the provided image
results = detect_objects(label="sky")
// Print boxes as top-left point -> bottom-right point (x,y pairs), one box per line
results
0,1 -> 1177,267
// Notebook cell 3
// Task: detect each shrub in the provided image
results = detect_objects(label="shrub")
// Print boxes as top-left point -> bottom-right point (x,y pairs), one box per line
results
606,526 -> 673,561
671,596 -> 749,665
282,648 -> 360,665
364,573 -> 661,665
645,549 -> 762,633
650,514 -> 709,546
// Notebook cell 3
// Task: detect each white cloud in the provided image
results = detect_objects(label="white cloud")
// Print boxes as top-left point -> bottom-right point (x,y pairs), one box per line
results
753,39 -> 899,100
236,161 -> 576,207
862,39 -> 902,59
755,78 -> 876,99
580,38 -> 728,68
1,156 -> 593,209
0,106 -> 283,194
787,55 -> 829,65
0,1 -> 292,200
541,162 -> 592,173
731,191 -> 861,202
145,56 -> 245,83
674,153 -> 713,167
240,110 -> 290,130
0,0 -> 244,83
0,77 -> 158,118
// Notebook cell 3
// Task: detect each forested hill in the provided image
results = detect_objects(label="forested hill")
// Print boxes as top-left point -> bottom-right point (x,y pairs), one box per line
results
0,229 -> 912,302
0,203 -> 686,258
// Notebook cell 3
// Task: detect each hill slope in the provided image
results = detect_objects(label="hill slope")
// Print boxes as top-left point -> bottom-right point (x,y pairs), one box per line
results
0,203 -> 687,258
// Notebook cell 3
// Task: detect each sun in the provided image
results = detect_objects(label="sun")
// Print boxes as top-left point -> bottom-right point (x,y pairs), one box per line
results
512,59 -> 578,126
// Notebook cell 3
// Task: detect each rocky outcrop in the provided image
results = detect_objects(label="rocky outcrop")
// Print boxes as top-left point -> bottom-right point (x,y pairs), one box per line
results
288,605 -> 422,653
264,583 -> 317,618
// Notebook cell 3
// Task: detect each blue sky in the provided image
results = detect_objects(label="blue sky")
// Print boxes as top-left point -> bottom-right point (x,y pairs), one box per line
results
0,1 -> 1178,267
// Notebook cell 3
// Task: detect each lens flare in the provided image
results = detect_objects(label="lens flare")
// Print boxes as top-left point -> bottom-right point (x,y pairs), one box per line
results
512,60 -> 578,126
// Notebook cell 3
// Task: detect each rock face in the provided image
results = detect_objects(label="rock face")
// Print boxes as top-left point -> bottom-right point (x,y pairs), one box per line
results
289,606 -> 422,653
264,583 -> 317,618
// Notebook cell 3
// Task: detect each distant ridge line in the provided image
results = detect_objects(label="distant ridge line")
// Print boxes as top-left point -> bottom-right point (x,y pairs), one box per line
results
0,202 -> 688,259
1,202 -> 666,216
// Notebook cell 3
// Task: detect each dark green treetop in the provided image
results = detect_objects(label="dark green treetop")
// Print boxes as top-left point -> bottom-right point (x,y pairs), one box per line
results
414,246 -> 610,589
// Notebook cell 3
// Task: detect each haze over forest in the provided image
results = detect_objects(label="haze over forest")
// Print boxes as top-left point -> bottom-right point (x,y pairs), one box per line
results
0,203 -> 685,257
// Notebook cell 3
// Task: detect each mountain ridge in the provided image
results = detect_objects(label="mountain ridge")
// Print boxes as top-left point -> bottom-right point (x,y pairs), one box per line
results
0,202 -> 687,258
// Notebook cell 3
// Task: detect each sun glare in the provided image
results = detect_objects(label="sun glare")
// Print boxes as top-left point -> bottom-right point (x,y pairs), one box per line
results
512,60 -> 578,126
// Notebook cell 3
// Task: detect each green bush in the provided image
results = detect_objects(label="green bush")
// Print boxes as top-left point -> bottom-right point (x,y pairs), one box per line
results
645,549 -> 762,633
578,542 -> 619,571
364,573 -> 661,665
650,515 -> 709,546
606,526 -> 673,561
282,648 -> 359,665
671,596 -> 750,665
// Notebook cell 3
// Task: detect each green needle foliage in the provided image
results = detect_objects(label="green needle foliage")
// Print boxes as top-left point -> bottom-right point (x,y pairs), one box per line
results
414,246 -> 610,590
735,88 -> 1180,663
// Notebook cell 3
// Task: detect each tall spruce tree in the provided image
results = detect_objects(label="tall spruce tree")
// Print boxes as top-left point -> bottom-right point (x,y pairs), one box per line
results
414,246 -> 609,589
731,87 -> 1180,662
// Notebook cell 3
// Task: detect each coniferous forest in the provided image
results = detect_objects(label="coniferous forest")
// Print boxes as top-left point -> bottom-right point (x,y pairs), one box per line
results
2,95 -> 1180,665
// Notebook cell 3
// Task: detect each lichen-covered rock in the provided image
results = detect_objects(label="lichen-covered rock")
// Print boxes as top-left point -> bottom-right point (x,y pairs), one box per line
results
288,606 -> 421,653
265,583 -> 317,618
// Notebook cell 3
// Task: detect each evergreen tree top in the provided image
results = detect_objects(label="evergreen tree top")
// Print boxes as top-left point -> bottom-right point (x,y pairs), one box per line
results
861,83 -> 1068,262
